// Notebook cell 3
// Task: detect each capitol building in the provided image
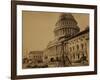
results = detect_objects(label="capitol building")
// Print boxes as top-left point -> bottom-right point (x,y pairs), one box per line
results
23,13 -> 89,68
43,13 -> 89,67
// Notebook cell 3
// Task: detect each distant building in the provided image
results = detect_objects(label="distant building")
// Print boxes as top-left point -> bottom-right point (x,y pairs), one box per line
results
29,51 -> 43,63
27,51 -> 48,68
43,13 -> 89,67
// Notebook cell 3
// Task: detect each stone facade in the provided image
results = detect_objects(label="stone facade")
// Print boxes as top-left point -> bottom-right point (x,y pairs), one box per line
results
65,29 -> 89,66
43,13 -> 89,67
29,51 -> 43,63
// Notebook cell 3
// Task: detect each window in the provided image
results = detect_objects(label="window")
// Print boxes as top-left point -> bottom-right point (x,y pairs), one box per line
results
81,38 -> 83,41
81,44 -> 84,49
56,57 -> 59,61
45,56 -> 48,59
63,29 -> 64,34
73,46 -> 74,51
73,54 -> 75,59
78,54 -> 80,59
77,45 -> 79,50
50,58 -> 55,62
85,43 -> 87,47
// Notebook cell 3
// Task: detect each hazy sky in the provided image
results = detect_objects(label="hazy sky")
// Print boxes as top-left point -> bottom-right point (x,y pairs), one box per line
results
22,11 -> 89,57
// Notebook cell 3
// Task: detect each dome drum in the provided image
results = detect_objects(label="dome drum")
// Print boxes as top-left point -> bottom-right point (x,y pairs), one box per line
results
54,13 -> 80,39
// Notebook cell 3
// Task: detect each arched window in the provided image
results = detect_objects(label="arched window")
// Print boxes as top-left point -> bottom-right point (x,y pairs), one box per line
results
50,58 -> 55,62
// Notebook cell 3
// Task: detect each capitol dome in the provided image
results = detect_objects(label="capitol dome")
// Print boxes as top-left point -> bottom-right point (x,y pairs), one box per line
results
54,13 -> 80,40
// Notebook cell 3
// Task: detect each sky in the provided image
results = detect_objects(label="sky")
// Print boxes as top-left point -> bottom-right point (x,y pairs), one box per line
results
22,11 -> 89,57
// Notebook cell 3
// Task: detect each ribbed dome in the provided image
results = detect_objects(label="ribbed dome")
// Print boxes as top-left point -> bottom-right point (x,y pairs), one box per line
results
55,13 -> 77,27
54,13 -> 80,40
60,13 -> 76,22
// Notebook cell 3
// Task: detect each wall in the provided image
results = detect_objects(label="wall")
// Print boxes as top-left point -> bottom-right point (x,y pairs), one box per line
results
0,0 -> 99,80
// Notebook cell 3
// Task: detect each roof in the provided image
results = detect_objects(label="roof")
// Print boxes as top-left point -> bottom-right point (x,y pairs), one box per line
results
29,51 -> 43,54
66,28 -> 89,41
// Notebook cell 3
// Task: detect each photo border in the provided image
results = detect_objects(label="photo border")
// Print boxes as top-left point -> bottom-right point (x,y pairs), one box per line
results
11,1 -> 97,80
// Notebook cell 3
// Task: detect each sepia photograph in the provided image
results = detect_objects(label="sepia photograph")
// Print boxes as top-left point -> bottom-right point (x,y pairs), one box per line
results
22,11 -> 89,69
